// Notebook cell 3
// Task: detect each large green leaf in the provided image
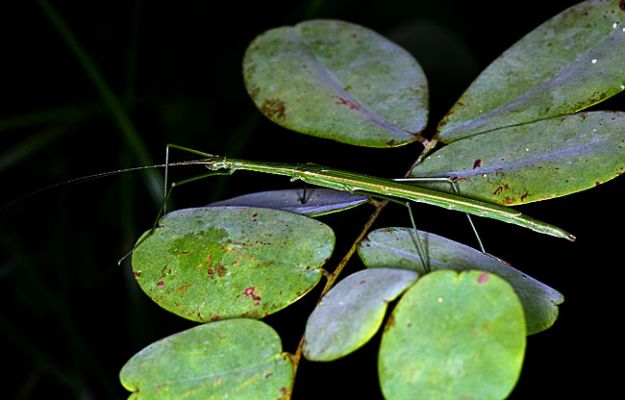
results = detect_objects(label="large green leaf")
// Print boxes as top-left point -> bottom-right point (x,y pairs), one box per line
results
358,228 -> 563,334
209,188 -> 368,217
303,268 -> 418,362
414,111 -> 625,205
438,0 -> 625,142
120,319 -> 293,399
243,19 -> 428,148
379,270 -> 526,400
131,207 -> 334,321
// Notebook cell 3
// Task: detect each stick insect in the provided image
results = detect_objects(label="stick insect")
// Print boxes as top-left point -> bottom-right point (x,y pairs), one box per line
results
2,144 -> 575,249
157,144 -> 575,243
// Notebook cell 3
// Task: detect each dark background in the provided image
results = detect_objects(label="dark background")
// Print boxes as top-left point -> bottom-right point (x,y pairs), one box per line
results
1,0 -> 622,398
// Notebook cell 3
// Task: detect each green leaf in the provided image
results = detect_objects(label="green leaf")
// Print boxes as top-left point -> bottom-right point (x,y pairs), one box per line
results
438,0 -> 625,142
379,270 -> 526,400
131,207 -> 334,322
120,319 -> 293,399
303,268 -> 418,362
414,111 -> 625,205
209,188 -> 368,217
243,19 -> 428,148
358,228 -> 563,334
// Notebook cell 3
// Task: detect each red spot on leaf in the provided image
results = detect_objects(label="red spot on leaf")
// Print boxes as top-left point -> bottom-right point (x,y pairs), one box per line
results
337,97 -> 362,111
243,287 -> 262,305
477,273 -> 489,284
472,159 -> 482,169
157,280 -> 165,287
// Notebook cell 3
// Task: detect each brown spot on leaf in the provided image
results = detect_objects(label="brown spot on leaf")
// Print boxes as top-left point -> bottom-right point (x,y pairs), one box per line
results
472,159 -> 482,169
178,284 -> 190,294
261,98 -> 286,120
211,315 -> 220,322
503,196 -> 516,205
359,280 -> 367,285
492,184 -> 509,196
384,314 -> 395,332
216,264 -> 227,277
248,85 -> 260,101
133,271 -> 142,278
596,180 -> 602,186
205,254 -> 213,264
477,273 -> 489,284
520,192 -> 529,201
620,0 -> 625,11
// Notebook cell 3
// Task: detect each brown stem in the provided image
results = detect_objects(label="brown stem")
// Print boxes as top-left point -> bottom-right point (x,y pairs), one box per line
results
287,146 -> 429,398
288,200 -> 388,388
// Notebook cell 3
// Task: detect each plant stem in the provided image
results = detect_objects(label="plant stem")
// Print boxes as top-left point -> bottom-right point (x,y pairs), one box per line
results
290,200 -> 388,374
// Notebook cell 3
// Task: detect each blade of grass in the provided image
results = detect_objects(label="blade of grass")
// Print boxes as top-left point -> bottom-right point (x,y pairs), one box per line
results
37,0 -> 162,203
0,126 -> 69,172
0,103 -> 99,133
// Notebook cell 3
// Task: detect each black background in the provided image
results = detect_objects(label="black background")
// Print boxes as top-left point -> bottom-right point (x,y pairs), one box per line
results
1,0 -> 622,398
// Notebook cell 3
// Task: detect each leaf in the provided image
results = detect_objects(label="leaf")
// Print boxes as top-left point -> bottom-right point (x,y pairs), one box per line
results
208,188 -> 368,217
379,270 -> 526,400
438,0 -> 625,142
131,206 -> 334,322
120,319 -> 293,399
413,111 -> 625,205
303,268 -> 418,362
243,19 -> 428,148
358,228 -> 563,334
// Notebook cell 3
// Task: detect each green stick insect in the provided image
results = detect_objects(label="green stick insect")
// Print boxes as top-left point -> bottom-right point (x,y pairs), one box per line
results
159,145 -> 575,242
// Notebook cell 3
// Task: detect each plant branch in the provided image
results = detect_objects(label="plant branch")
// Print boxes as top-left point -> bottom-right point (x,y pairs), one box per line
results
290,200 -> 388,379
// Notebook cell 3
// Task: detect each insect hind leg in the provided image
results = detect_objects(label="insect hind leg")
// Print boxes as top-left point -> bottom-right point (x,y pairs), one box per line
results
394,176 -> 486,253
